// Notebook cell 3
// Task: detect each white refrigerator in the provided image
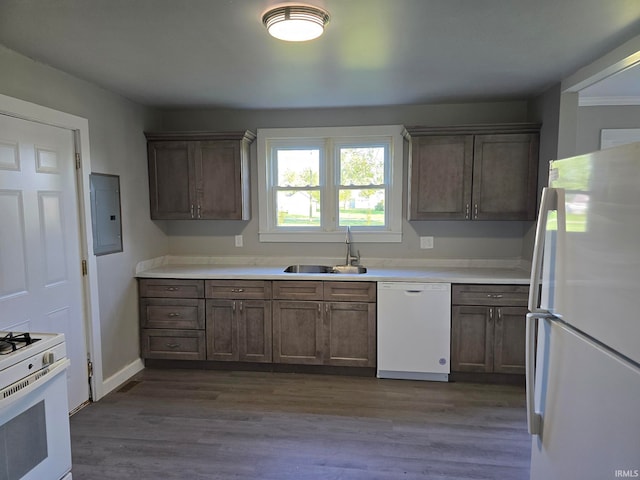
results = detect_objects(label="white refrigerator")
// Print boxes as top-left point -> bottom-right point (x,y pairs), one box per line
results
527,141 -> 640,480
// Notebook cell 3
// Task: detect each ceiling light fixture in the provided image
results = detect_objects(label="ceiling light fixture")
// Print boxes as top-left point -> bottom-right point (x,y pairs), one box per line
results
262,4 -> 330,42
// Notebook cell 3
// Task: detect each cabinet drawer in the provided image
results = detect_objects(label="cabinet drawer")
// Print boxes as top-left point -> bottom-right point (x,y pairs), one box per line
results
273,281 -> 324,300
205,280 -> 272,299
452,284 -> 529,306
323,281 -> 376,302
141,329 -> 206,360
139,279 -> 204,298
140,298 -> 205,329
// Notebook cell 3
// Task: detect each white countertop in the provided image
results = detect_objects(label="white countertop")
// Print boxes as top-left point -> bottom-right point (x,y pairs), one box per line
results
135,256 -> 531,284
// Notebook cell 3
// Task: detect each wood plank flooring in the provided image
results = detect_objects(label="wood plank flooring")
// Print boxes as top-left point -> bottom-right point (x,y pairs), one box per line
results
70,369 -> 530,480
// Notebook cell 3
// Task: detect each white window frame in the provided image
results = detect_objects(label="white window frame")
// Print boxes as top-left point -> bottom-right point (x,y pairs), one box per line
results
257,125 -> 403,243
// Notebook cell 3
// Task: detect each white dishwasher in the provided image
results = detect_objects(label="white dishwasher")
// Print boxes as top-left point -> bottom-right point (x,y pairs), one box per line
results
377,282 -> 451,381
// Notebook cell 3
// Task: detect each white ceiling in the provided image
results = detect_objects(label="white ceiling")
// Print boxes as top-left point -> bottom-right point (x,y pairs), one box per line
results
0,0 -> 639,109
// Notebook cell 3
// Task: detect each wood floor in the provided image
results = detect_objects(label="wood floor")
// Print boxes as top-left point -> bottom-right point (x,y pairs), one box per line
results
70,369 -> 531,480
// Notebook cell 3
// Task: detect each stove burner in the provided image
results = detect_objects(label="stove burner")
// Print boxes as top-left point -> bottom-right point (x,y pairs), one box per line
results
0,332 -> 40,355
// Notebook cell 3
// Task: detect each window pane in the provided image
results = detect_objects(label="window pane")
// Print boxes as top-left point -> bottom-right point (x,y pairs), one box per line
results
338,188 -> 385,226
340,147 -> 385,185
277,149 -> 320,187
277,190 -> 321,226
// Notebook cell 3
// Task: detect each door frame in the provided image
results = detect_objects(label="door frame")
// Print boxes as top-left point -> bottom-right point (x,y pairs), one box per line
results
0,93 -> 104,401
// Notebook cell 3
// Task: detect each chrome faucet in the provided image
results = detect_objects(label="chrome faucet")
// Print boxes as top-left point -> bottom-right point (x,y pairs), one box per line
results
344,226 -> 361,266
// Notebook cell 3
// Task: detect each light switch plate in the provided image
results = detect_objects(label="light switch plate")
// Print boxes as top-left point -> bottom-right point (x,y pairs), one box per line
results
420,236 -> 434,249
235,235 -> 243,247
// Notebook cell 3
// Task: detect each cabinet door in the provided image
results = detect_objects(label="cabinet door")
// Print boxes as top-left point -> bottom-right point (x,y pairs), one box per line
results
238,300 -> 272,363
197,140 -> 248,220
325,302 -> 376,367
472,133 -> 538,220
408,135 -> 473,220
451,306 -> 494,372
272,301 -> 323,365
147,141 -> 196,219
206,299 -> 239,361
493,306 -> 527,374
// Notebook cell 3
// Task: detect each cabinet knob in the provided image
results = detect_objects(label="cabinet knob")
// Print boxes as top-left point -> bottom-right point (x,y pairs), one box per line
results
465,203 -> 470,219
474,203 -> 478,219
231,288 -> 245,293
165,343 -> 180,349
486,294 -> 503,298
167,312 -> 181,317
166,287 -> 178,292
190,205 -> 194,219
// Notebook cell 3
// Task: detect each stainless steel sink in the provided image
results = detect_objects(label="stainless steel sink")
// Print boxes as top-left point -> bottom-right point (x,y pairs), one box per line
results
283,264 -> 333,273
330,265 -> 367,274
283,264 -> 367,274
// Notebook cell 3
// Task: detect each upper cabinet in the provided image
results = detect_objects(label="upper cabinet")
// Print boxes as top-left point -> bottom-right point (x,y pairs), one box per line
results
145,131 -> 255,220
406,125 -> 539,221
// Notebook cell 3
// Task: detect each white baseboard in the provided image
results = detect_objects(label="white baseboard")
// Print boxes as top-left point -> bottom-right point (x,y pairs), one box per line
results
99,358 -> 145,399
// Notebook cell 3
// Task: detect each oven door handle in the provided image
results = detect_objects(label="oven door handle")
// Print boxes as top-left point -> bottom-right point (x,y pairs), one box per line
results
0,358 -> 70,410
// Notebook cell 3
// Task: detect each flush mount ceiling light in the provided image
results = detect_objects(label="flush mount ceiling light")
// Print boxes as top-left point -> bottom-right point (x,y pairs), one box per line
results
262,4 -> 330,42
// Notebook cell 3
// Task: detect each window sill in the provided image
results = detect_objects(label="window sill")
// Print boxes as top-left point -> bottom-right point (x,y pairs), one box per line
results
258,231 -> 402,243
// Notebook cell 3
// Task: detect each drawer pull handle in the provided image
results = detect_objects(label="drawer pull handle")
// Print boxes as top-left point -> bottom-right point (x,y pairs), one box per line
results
231,288 -> 245,293
166,287 -> 178,292
165,343 -> 180,349
487,294 -> 504,298
168,313 -> 181,317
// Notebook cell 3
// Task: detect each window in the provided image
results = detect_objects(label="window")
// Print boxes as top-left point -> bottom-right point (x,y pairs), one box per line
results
257,125 -> 403,242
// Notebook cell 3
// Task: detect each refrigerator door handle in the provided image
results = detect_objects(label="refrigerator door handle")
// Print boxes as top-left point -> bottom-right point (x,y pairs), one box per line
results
526,312 -> 544,435
528,187 -> 558,313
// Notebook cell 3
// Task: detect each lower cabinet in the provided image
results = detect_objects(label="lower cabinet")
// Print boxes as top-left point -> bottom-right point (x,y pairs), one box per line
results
205,280 -> 272,363
451,284 -> 528,376
139,278 -> 376,368
272,300 -> 324,365
272,281 -> 376,367
206,299 -> 272,362
138,279 -> 206,360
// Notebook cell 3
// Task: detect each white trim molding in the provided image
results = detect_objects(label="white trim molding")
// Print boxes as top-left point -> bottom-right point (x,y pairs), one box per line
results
579,95 -> 640,107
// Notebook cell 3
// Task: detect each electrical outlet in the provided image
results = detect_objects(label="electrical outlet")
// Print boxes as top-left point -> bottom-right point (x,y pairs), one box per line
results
234,235 -> 243,247
420,236 -> 434,249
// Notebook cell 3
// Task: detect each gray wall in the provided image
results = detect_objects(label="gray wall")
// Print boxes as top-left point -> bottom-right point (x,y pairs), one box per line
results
522,83 -> 562,260
576,105 -> 640,154
157,102 -> 535,262
0,45 -> 167,380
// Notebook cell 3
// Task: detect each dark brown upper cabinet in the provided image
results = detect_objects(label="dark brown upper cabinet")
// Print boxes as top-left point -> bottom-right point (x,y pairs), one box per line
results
145,131 -> 255,220
406,125 -> 539,221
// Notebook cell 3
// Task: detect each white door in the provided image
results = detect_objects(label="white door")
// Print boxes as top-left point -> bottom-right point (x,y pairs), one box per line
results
0,113 -> 89,412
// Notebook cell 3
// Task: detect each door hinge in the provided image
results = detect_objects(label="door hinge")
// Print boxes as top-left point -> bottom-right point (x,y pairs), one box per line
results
81,259 -> 88,276
75,153 -> 81,169
87,359 -> 93,378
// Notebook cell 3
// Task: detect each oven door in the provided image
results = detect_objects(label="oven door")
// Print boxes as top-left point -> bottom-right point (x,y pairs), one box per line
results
0,359 -> 72,480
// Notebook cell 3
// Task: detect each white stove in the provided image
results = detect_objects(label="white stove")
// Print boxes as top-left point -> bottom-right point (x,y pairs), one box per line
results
0,332 -> 67,394
0,331 -> 72,480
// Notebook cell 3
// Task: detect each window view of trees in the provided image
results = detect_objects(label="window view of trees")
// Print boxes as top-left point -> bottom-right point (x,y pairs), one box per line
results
275,146 -> 386,227
338,146 -> 385,226
276,149 -> 321,226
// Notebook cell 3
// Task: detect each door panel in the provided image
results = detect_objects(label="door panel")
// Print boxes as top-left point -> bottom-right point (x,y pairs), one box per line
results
0,113 -> 89,412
